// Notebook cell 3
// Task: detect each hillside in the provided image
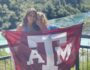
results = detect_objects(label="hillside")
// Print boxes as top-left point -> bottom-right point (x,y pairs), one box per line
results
0,0 -> 90,30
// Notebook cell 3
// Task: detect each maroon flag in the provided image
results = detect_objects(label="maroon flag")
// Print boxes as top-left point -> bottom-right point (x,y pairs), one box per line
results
4,24 -> 83,70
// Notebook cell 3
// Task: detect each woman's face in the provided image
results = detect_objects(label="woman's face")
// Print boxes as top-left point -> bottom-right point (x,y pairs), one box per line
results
37,14 -> 45,25
27,11 -> 37,26
36,14 -> 48,32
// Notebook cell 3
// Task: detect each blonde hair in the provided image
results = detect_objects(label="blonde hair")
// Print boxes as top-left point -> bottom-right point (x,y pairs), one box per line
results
37,12 -> 48,25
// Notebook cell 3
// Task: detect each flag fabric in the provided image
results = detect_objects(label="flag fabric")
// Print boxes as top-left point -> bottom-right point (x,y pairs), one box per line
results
4,24 -> 83,70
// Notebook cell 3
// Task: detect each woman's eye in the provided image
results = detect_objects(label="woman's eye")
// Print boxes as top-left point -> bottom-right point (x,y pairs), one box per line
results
28,14 -> 35,17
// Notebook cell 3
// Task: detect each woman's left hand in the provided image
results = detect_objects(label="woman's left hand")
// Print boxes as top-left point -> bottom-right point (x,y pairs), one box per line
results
36,22 -> 48,32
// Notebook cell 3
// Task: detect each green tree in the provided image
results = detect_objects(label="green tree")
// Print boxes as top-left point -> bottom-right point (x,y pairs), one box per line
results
0,0 -> 90,30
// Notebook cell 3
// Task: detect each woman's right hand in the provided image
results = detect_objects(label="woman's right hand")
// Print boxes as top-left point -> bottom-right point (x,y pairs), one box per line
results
16,23 -> 23,31
1,30 -> 6,37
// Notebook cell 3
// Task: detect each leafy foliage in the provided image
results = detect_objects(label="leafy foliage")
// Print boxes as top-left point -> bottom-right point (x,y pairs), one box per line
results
0,0 -> 90,30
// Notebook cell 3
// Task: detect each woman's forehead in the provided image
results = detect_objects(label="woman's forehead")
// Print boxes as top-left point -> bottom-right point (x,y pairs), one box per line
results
37,14 -> 43,18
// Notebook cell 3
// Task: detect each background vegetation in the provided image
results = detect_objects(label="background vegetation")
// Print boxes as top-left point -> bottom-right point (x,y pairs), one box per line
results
0,0 -> 90,30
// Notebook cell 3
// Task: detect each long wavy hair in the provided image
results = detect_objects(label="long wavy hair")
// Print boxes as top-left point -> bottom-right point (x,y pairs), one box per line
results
23,8 -> 37,27
37,12 -> 48,25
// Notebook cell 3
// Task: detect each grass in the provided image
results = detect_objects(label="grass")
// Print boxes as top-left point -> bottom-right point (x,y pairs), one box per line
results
0,59 -> 13,70
71,61 -> 90,70
80,61 -> 90,70
0,49 -> 14,70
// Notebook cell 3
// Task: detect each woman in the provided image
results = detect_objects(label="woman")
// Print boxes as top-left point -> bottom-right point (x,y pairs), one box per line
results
36,12 -> 58,32
16,8 -> 40,32
36,12 -> 71,70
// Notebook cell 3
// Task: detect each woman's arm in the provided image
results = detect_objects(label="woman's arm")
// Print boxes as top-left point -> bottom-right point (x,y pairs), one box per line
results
47,25 -> 59,30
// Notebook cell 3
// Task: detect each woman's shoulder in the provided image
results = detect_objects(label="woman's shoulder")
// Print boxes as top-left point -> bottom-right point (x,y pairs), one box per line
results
16,23 -> 24,31
47,24 -> 59,30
